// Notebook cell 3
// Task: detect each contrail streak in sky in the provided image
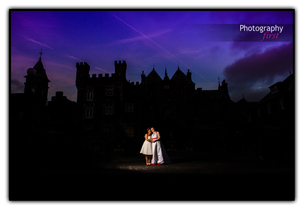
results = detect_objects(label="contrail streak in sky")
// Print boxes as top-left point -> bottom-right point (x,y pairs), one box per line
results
25,37 -> 54,49
109,12 -> 207,81
95,66 -> 111,73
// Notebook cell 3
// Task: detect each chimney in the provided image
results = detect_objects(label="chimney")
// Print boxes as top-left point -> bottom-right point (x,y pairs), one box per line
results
187,69 -> 192,80
141,71 -> 146,83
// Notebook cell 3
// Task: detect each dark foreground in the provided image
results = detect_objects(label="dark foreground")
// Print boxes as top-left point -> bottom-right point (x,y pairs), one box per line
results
9,152 -> 295,201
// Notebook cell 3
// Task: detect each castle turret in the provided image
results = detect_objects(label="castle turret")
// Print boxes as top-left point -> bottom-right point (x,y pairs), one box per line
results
187,69 -> 192,81
24,56 -> 50,105
163,67 -> 170,85
219,79 -> 230,100
75,62 -> 90,104
114,60 -> 127,79
76,62 -> 90,84
23,53 -> 50,127
141,71 -> 146,83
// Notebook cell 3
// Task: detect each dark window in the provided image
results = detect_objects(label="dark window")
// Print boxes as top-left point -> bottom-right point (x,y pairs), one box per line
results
105,103 -> 113,115
125,103 -> 134,113
280,98 -> 285,110
268,104 -> 272,114
106,87 -> 114,96
86,91 -> 94,101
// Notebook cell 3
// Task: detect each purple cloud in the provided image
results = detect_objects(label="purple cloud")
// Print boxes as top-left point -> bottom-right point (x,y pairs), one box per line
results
223,42 -> 293,101
10,10 -> 294,103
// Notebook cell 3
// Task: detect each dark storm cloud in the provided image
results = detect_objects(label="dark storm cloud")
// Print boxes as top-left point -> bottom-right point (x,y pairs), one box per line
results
230,31 -> 261,51
11,11 -> 294,102
223,42 -> 293,101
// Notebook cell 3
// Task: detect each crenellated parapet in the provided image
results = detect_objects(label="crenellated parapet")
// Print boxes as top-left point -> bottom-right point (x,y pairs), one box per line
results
76,62 -> 90,68
82,72 -> 118,80
76,61 -> 141,88
129,81 -> 140,86
114,60 -> 127,66
76,62 -> 90,83
114,60 -> 127,78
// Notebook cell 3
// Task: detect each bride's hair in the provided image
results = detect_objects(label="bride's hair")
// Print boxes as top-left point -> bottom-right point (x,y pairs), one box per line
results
147,128 -> 152,136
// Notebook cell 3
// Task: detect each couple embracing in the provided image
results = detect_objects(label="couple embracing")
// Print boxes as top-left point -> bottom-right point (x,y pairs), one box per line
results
140,127 -> 171,166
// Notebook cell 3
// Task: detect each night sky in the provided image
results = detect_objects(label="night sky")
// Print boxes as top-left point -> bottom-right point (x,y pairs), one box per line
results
10,10 -> 294,102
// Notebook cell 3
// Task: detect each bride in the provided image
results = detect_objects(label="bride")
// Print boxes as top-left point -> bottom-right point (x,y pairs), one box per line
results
139,128 -> 154,165
150,127 -> 172,165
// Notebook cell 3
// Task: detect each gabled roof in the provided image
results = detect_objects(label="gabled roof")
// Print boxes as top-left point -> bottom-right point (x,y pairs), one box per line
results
236,97 -> 248,104
269,81 -> 283,89
256,73 -> 294,106
171,67 -> 194,85
235,97 -> 257,109
143,68 -> 162,85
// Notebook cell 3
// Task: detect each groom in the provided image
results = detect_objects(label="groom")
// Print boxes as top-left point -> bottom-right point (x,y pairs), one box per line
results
150,127 -> 171,165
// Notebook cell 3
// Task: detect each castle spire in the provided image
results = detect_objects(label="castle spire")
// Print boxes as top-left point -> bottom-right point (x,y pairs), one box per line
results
39,48 -> 43,60
163,66 -> 170,83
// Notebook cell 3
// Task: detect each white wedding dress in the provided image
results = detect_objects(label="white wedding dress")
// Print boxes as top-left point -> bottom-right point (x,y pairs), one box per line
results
151,131 -> 171,164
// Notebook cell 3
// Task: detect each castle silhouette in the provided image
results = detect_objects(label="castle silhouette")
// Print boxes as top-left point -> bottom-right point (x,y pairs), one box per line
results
10,55 -> 294,156
9,55 -> 295,202
75,60 -> 232,152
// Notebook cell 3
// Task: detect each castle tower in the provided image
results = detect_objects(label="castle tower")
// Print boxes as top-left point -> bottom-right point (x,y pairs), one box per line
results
219,79 -> 230,100
24,54 -> 50,105
76,62 -> 90,84
164,67 -> 169,80
114,60 -> 127,79
141,71 -> 146,83
75,62 -> 90,104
